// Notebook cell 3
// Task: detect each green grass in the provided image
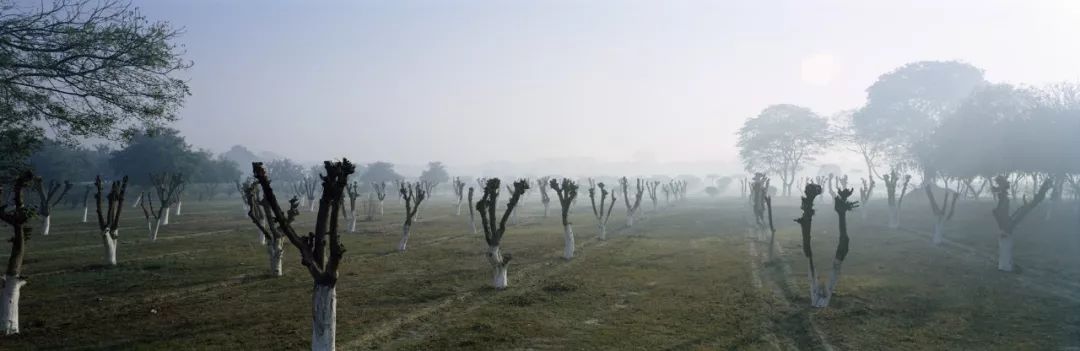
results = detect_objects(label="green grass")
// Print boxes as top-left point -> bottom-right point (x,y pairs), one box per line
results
0,194 -> 1077,350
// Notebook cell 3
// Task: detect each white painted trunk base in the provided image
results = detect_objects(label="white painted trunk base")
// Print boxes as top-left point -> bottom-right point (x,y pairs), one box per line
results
163,208 -> 171,225
41,215 -> 51,235
175,201 -> 182,216
489,246 -> 509,289
311,284 -> 337,351
563,224 -> 575,260
0,274 -> 25,335
259,232 -> 267,245
626,214 -> 635,227
103,231 -> 118,266
456,200 -> 462,216
998,233 -> 1014,272
398,224 -> 410,252
348,214 -> 357,233
309,199 -> 317,212
267,238 -> 284,276
82,207 -> 89,223
151,217 -> 164,241
598,224 -> 607,241
379,201 -> 384,216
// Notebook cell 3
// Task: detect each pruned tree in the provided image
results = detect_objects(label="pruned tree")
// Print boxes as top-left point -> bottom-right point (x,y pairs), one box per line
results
236,179 -> 254,216
536,176 -> 551,218
243,180 -> 286,277
750,173 -> 770,241
467,187 -> 477,234
991,175 -> 1053,272
589,181 -> 617,240
93,175 -> 128,266
252,159 -> 354,350
645,180 -> 660,210
140,173 -> 183,240
0,171 -> 35,335
344,182 -> 361,233
880,169 -> 911,229
796,183 -> 858,308
398,182 -> 426,252
620,177 -> 644,227
925,176 -> 962,245
300,177 -> 318,212
476,178 -> 528,289
550,178 -> 579,259
362,193 -> 378,222
857,178 -> 874,220
452,177 -> 466,216
661,182 -> 672,206
372,181 -> 387,216
32,179 -> 72,235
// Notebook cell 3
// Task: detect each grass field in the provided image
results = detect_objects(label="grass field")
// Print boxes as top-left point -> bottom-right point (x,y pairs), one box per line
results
0,192 -> 1077,350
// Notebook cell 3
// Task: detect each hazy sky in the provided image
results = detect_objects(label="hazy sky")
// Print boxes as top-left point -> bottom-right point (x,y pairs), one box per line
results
136,0 -> 1080,166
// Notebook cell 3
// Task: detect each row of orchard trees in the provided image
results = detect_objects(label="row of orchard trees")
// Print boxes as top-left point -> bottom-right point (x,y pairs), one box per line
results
238,159 -> 691,350
739,60 -> 1080,272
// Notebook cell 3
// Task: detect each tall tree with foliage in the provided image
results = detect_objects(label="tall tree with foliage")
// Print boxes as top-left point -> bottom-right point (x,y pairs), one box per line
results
0,0 -> 191,170
737,104 -> 831,196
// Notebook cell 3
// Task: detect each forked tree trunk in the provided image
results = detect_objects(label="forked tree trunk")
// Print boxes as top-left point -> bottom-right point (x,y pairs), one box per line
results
563,224 -> 575,260
41,215 -> 51,235
309,199 -> 317,212
489,245 -> 509,289
398,224 -> 411,252
151,217 -> 164,241
103,231 -> 118,266
311,283 -> 337,351
998,230 -> 1014,272
267,237 -> 284,277
0,275 -> 25,335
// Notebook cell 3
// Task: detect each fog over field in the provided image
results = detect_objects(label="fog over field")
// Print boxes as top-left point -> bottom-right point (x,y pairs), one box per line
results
1,1 -> 1080,350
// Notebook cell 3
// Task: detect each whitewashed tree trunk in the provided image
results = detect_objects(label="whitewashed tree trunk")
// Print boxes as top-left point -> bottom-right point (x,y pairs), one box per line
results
598,224 -> 607,241
398,224 -> 410,252
932,219 -> 945,245
309,199 -> 317,212
267,238 -> 284,277
998,232 -> 1014,272
259,232 -> 266,245
379,201 -> 385,216
41,215 -> 51,235
469,216 -> 477,235
151,217 -> 164,241
132,193 -> 142,208
347,213 -> 357,233
543,204 -> 550,218
163,207 -> 171,225
0,275 -> 26,335
103,231 -> 118,266
489,246 -> 509,289
626,213 -> 634,227
82,207 -> 89,223
311,284 -> 337,351
563,224 -> 575,259
175,201 -> 182,216
456,200 -> 462,216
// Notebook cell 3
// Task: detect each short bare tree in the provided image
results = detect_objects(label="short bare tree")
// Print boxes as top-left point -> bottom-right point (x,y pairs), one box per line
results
453,177 -> 466,216
796,183 -> 858,308
140,173 -> 184,240
589,182 -> 617,240
645,180 -> 660,211
550,178 -> 579,259
398,182 -> 426,252
300,177 -> 318,212
93,176 -> 128,266
372,181 -> 387,216
80,185 -> 91,223
880,169 -> 911,229
857,178 -> 874,220
252,159 -> 354,350
243,180 -> 287,277
344,182 -> 361,233
749,173 -> 770,241
991,175 -> 1053,272
476,178 -> 529,289
536,176 -> 551,218
620,177 -> 644,226
32,179 -> 72,235
467,187 -> 477,234
1,171 -> 34,335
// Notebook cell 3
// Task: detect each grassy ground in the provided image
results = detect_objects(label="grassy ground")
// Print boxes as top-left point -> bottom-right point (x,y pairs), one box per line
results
0,192 -> 1077,350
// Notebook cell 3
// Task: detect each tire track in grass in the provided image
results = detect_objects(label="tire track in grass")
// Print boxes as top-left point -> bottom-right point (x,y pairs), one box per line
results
27,249 -> 210,278
341,209 -> 661,349
747,226 -> 835,351
895,226 -> 1080,303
